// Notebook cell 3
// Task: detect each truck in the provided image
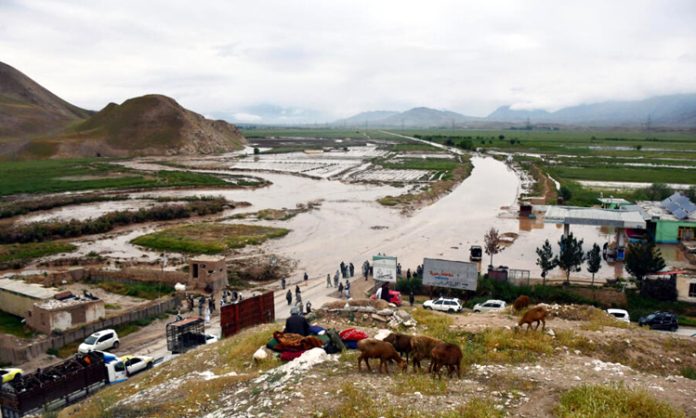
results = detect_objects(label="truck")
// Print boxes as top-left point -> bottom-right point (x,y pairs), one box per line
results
0,351 -> 127,417
166,317 -> 207,354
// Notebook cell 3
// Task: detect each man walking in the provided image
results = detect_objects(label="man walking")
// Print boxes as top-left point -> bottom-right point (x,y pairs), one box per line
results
326,273 -> 332,288
334,270 -> 340,287
286,289 -> 292,306
304,272 -> 309,282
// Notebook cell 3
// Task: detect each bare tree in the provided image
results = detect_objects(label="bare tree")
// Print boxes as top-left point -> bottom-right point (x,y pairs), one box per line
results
484,227 -> 502,267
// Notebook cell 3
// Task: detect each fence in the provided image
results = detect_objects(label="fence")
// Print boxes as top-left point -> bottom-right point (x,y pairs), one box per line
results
88,268 -> 188,286
507,269 -> 531,286
0,297 -> 178,365
221,291 -> 275,338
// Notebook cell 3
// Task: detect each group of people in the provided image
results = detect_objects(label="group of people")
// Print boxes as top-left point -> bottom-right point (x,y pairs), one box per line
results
286,284 -> 312,314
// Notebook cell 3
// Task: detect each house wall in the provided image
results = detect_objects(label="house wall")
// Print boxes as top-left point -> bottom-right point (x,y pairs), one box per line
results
654,220 -> 696,243
676,276 -> 696,303
27,300 -> 106,334
189,258 -> 227,291
0,289 -> 38,318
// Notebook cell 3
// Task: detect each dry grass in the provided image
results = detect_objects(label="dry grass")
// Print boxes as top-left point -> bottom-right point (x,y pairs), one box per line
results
390,372 -> 448,396
60,323 -> 280,418
556,384 -> 685,418
443,398 -> 504,418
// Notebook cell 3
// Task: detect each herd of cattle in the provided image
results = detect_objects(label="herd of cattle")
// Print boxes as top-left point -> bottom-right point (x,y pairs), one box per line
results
356,295 -> 549,378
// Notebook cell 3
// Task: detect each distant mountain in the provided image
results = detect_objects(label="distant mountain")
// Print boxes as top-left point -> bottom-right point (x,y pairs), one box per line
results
486,106 -> 550,122
0,62 -> 92,139
487,94 -> 696,128
60,94 -> 246,157
335,107 -> 479,128
334,110 -> 400,126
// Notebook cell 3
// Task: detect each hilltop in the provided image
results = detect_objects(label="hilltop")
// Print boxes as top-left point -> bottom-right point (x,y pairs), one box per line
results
58,95 -> 246,157
335,107 -> 479,128
60,303 -> 696,418
0,63 -> 246,159
0,62 -> 92,139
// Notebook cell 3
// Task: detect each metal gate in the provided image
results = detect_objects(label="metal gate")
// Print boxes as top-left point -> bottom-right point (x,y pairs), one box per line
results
220,291 -> 275,338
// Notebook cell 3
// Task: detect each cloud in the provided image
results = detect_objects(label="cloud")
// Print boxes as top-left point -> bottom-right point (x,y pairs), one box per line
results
2,0 -> 695,119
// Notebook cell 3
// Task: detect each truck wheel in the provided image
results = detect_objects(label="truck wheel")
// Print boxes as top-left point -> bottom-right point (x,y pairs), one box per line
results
448,309 -> 454,313
671,326 -> 677,332
147,362 -> 154,369
113,341 -> 120,349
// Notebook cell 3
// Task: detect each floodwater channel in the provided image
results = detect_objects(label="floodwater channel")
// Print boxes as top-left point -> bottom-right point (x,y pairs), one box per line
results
21,154 -> 688,281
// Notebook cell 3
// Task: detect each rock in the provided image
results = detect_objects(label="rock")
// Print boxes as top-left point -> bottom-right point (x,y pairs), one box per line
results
377,308 -> 394,316
356,306 -> 377,313
395,310 -> 411,320
253,346 -> 269,362
371,314 -> 389,322
374,329 -> 392,340
403,319 -> 417,328
546,328 -> 555,337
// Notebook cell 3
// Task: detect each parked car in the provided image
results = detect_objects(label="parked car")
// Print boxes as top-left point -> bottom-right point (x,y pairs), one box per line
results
370,289 -> 402,306
1,368 -> 22,384
423,298 -> 463,313
78,329 -> 120,353
205,334 -> 219,344
120,355 -> 154,376
606,308 -> 630,323
473,299 -> 506,313
638,311 -> 678,331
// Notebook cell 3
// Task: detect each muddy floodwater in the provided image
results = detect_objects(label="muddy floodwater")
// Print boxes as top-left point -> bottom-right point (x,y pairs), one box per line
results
260,156 -> 634,281
27,154 -> 688,281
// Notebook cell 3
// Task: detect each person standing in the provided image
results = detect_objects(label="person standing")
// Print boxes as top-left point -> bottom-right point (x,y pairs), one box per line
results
281,277 -> 286,289
334,270 -> 340,287
304,272 -> 309,282
326,273 -> 332,288
338,281 -> 344,295
409,290 -> 415,307
305,300 -> 312,314
295,285 -> 301,301
345,280 -> 351,299
349,262 -> 354,277
286,289 -> 292,306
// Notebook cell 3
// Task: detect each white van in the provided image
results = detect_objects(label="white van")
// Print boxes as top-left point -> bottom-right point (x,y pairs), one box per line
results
78,329 -> 120,353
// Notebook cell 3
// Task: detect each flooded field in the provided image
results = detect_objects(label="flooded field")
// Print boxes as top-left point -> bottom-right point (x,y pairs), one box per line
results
7,145 -> 690,282
18,199 -> 158,223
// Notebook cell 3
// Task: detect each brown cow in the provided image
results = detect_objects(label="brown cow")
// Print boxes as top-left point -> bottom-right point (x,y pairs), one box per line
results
517,306 -> 549,332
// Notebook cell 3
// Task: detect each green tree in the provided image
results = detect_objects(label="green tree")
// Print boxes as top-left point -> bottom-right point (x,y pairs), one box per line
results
685,186 -> 696,202
625,241 -> 666,290
558,186 -> 572,202
484,227 -> 502,267
253,147 -> 260,155
586,243 -> 602,287
535,239 -> 557,285
638,183 -> 672,201
554,233 -> 584,284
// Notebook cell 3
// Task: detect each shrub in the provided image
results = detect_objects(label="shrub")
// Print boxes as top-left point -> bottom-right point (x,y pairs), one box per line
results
556,384 -> 685,418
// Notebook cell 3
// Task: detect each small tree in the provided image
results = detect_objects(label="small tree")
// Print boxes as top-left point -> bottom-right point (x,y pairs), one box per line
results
554,233 -> 584,284
484,227 -> 502,267
586,243 -> 602,287
558,186 -> 572,202
253,147 -> 260,155
625,241 -> 666,290
535,239 -> 557,285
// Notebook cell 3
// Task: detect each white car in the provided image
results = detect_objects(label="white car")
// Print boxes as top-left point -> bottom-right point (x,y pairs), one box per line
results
78,329 -> 120,353
121,355 -> 154,376
423,298 -> 463,313
607,308 -> 630,323
205,333 -> 219,344
473,299 -> 506,313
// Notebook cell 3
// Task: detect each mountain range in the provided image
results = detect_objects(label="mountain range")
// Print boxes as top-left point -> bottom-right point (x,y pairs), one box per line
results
335,94 -> 696,128
0,62 -> 245,159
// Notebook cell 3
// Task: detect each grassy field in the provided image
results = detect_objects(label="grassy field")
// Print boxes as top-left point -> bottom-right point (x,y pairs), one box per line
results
0,311 -> 34,339
131,223 -> 290,254
96,280 -> 174,300
0,159 -> 232,197
556,384 -> 684,418
0,241 -> 76,269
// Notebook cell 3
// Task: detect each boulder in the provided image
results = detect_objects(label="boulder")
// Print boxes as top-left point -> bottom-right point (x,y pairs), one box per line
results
377,309 -> 394,316
371,314 -> 389,323
253,346 -> 270,362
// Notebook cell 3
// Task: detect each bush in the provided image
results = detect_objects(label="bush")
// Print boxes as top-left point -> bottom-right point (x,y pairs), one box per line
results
556,384 -> 685,418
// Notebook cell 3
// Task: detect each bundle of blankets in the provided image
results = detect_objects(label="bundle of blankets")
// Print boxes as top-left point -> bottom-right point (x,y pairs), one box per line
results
266,327 -> 370,361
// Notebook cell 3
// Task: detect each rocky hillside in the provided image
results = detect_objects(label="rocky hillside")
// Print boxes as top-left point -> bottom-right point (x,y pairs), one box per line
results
60,302 -> 696,418
58,94 -> 246,157
0,61 -> 92,139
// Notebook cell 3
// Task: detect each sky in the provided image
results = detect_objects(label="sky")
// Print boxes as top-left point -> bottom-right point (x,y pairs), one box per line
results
2,0 -> 696,123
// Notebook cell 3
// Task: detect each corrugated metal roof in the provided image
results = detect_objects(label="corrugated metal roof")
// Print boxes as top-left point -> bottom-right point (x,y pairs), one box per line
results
0,278 -> 57,300
544,206 -> 646,229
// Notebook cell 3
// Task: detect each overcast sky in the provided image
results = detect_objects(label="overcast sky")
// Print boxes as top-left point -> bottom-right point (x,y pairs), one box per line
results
2,0 -> 696,123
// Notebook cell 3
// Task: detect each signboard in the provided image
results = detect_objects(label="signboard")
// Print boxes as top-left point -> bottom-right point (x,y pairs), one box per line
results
372,255 -> 397,282
422,258 -> 478,290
